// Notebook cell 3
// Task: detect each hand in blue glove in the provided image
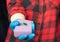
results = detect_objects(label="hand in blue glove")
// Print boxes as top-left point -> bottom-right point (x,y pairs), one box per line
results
10,19 -> 35,40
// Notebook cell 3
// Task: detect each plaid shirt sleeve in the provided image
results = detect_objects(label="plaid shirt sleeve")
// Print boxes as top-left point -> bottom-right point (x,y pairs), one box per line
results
5,0 -> 60,42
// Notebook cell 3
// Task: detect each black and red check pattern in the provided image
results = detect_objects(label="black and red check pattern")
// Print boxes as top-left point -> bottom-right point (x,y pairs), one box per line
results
5,0 -> 60,42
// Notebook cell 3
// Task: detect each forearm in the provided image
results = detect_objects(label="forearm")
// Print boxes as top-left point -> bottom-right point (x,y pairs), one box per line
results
6,0 -> 26,22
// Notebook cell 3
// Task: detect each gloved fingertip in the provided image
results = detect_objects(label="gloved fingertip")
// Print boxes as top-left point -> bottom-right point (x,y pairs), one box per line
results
27,33 -> 35,40
18,34 -> 28,40
13,20 -> 20,26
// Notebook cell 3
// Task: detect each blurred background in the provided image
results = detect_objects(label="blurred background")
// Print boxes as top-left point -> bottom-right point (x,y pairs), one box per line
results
0,0 -> 9,42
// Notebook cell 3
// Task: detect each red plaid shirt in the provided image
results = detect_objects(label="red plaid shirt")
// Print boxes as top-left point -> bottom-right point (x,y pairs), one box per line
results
5,0 -> 60,42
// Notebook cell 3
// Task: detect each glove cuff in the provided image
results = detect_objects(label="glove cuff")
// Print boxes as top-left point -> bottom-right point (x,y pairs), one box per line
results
10,13 -> 25,22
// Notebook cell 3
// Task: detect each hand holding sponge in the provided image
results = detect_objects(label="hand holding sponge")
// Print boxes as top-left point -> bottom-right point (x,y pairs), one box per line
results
10,13 -> 35,40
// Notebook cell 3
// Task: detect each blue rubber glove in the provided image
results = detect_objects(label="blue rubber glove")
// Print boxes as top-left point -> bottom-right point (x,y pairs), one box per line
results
10,20 -> 20,31
10,20 -> 35,40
